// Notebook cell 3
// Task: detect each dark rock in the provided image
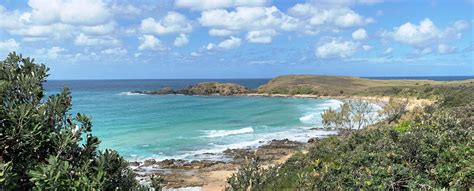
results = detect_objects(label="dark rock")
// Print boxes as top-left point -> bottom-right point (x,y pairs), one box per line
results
307,137 -> 319,143
157,87 -> 175,94
129,161 -> 140,166
143,159 -> 156,166
135,82 -> 251,96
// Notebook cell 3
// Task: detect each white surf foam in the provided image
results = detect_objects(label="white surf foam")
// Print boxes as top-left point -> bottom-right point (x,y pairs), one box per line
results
299,99 -> 343,124
118,92 -> 144,96
202,127 -> 254,138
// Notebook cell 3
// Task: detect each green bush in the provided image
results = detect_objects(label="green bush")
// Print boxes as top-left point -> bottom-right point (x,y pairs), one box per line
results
0,52 -> 138,190
227,87 -> 474,190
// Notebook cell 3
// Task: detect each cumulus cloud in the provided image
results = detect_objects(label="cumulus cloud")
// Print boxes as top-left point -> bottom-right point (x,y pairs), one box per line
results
0,1 -> 117,41
74,33 -> 120,46
141,12 -> 192,35
352,28 -> 368,40
362,45 -> 372,51
208,29 -> 234,36
315,40 -> 359,58
437,44 -> 456,54
28,0 -> 112,25
246,29 -> 277,43
101,47 -> 127,55
199,6 -> 299,43
36,46 -> 66,59
382,47 -> 394,55
199,6 -> 299,31
111,3 -> 141,16
174,33 -> 189,47
288,3 -> 374,30
138,35 -> 166,51
218,36 -> 242,49
381,18 -> 469,48
80,21 -> 116,35
0,39 -> 20,53
175,0 -> 269,10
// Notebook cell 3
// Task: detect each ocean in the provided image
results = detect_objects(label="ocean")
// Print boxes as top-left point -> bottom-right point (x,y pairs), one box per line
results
44,76 -> 472,161
44,79 -> 340,161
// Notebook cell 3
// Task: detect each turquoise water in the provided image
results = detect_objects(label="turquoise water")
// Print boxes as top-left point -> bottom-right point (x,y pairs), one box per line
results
45,80 -> 340,161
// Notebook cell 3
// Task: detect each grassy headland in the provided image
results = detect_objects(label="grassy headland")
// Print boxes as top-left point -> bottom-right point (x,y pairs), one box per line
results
256,75 -> 474,97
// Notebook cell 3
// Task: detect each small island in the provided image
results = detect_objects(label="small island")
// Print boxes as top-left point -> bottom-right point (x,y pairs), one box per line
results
132,82 -> 251,96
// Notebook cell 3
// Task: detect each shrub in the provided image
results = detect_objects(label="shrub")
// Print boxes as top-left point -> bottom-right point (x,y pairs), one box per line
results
0,52 -> 138,190
228,87 -> 474,190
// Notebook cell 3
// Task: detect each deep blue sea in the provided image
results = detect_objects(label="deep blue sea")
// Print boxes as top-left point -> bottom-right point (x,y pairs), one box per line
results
43,76 -> 471,161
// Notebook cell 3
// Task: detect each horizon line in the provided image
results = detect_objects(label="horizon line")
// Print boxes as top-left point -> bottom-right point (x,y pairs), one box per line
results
47,75 -> 474,81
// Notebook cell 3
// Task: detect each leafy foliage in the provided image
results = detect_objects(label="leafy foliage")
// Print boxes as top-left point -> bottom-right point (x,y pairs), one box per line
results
0,52 -> 138,190
321,99 -> 376,131
227,86 -> 474,190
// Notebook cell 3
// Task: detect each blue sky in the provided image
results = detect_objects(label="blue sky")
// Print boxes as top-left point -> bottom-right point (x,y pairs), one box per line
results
0,0 -> 473,79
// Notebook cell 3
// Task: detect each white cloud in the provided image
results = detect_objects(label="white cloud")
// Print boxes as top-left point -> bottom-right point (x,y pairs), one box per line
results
308,0 -> 383,8
74,33 -> 120,46
0,39 -> 20,53
246,29 -> 277,43
101,47 -> 127,55
175,0 -> 269,10
0,1 -> 116,41
412,47 -> 432,55
206,43 -> 215,50
382,47 -> 394,55
46,46 -> 65,58
209,29 -> 234,36
174,33 -> 189,47
190,51 -> 201,56
382,18 -> 440,47
111,3 -> 140,16
28,0 -> 112,25
437,44 -> 456,54
138,35 -> 166,51
288,3 -> 374,30
381,18 -> 469,48
315,40 -> 358,58
141,12 -> 192,35
218,36 -> 242,49
362,45 -> 372,51
36,46 -> 66,59
352,28 -> 368,40
199,6 -> 300,35
80,21 -> 116,35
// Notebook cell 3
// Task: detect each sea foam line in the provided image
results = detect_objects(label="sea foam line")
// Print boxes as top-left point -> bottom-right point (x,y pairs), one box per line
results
202,127 -> 254,138
118,91 -> 144,96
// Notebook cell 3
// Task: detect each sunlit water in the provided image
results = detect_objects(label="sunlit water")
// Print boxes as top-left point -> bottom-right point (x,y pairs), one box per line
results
45,79 -> 340,161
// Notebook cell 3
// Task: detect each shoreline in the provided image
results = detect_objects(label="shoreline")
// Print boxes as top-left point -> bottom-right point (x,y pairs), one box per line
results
131,138 -> 315,190
128,94 -> 434,190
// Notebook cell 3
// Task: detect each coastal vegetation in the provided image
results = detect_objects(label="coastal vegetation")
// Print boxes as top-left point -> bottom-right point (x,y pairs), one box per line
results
257,75 -> 474,97
0,53 -> 143,190
133,82 -> 251,96
227,81 -> 474,190
1,53 -> 472,190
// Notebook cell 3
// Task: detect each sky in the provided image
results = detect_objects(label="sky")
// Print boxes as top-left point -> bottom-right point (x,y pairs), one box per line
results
0,0 -> 473,79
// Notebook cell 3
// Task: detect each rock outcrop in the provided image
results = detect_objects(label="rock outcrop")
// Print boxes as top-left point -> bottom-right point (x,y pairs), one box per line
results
133,82 -> 250,96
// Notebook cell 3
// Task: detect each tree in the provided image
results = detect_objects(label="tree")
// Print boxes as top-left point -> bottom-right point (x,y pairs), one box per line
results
379,97 -> 408,124
0,52 -> 138,190
321,99 -> 375,132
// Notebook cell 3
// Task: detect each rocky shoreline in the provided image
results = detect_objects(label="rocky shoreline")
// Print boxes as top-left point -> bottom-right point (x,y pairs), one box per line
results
129,138 -> 321,189
132,82 -> 251,96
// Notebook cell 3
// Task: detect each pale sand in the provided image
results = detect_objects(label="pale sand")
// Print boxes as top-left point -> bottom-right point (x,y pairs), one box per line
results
242,93 -> 433,111
200,152 -> 297,191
